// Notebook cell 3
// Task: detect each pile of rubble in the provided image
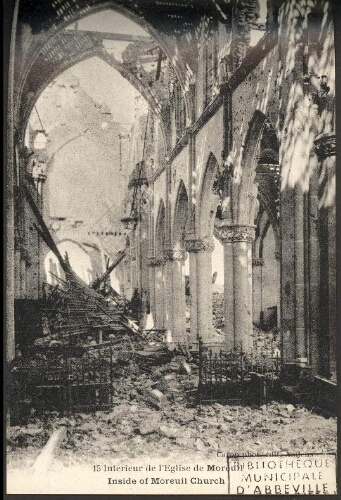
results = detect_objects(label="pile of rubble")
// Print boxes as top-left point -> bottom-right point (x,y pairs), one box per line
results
7,326 -> 337,466
7,352 -> 199,459
8,381 -> 337,467
212,292 -> 224,331
212,291 -> 280,354
109,352 -> 197,407
35,272 -> 143,352
251,324 -> 281,355
11,262 -> 178,423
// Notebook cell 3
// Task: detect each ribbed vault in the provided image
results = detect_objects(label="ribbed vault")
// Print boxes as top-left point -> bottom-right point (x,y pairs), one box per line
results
15,0 -> 233,137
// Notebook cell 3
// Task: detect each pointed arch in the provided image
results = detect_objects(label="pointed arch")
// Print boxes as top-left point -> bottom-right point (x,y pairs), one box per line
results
155,198 -> 166,258
197,152 -> 220,240
237,111 -> 279,230
22,50 -> 169,148
15,3 -> 191,143
173,179 -> 188,250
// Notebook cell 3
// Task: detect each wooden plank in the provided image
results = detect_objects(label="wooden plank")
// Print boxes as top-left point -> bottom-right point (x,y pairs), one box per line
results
63,29 -> 152,43
90,250 -> 126,289
32,427 -> 67,476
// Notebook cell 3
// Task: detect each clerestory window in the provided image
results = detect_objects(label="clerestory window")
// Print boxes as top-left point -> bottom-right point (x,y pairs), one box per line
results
174,79 -> 186,141
203,32 -> 218,108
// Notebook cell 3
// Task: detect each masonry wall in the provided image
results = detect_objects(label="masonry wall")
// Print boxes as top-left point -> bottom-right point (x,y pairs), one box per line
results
253,225 -> 278,326
9,0 -> 336,379
231,45 -> 279,171
153,171 -> 166,237
194,106 -> 224,221
170,144 -> 190,239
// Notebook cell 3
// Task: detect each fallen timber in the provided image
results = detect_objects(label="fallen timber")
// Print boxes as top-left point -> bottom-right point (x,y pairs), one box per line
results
13,183 -> 176,418
24,181 -> 72,276
90,250 -> 126,290
41,272 -> 144,349
23,188 -> 140,344
31,427 -> 67,476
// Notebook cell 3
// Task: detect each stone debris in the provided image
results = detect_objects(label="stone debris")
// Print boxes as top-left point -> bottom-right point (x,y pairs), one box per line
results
7,334 -> 337,468
159,425 -> 181,439
180,361 -> 191,375
195,438 -> 206,451
144,389 -> 167,409
7,393 -> 337,468
138,420 -> 159,435
286,403 -> 296,414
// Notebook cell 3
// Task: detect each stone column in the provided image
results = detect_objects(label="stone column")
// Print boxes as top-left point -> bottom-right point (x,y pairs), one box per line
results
275,250 -> 281,330
147,257 -> 165,331
218,225 -> 255,352
147,256 -> 156,329
315,132 -> 336,378
163,256 -> 173,340
223,238 -> 234,351
122,252 -> 132,300
139,216 -> 150,328
186,132 -> 197,346
131,234 -> 138,294
294,184 -> 306,360
164,249 -> 188,346
252,258 -> 264,327
37,174 -> 47,298
187,250 -> 198,345
185,238 -> 214,343
280,183 -> 296,362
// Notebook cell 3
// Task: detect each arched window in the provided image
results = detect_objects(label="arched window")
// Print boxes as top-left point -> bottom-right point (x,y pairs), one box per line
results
203,30 -> 218,108
172,78 -> 186,141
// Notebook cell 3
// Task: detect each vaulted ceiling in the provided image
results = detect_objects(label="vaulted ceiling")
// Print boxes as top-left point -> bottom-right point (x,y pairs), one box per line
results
15,0 -> 232,135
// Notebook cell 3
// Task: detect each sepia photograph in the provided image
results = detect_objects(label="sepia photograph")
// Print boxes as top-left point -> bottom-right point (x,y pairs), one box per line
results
4,0 -> 338,495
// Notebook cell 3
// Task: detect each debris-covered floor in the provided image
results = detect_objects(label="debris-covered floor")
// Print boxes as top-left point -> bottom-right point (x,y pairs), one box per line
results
7,403 -> 337,467
7,277 -> 336,493
7,354 -> 337,470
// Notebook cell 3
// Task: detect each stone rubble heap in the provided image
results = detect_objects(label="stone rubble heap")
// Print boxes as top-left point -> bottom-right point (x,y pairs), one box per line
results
8,357 -> 337,466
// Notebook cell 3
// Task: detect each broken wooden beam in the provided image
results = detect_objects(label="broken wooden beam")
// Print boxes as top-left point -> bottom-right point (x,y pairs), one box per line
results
90,250 -> 126,290
31,426 -> 67,476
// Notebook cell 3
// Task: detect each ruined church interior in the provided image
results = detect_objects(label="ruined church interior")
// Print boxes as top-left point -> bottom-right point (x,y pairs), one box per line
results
5,0 -> 337,489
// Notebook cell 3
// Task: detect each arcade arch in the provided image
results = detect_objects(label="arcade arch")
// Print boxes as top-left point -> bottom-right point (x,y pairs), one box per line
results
153,199 -> 166,331
16,5 -> 192,148
7,0 -> 336,386
169,180 -> 189,345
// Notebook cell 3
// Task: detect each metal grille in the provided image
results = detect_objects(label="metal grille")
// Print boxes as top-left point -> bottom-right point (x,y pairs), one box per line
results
10,346 -> 115,420
197,338 -> 282,405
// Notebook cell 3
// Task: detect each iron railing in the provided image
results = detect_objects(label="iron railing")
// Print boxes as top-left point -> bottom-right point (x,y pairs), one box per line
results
10,346 -> 116,421
197,338 -> 282,405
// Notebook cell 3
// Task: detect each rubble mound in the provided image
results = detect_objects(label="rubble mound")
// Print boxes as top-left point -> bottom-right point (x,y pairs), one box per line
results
7,397 -> 337,467
36,273 -> 143,350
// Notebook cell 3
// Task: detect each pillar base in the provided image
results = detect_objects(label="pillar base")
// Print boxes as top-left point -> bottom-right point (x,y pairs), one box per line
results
279,362 -> 316,406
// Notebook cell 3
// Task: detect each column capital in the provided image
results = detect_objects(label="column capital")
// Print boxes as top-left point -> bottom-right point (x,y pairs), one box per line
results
252,257 -> 264,267
164,249 -> 188,261
147,256 -> 165,267
314,132 -> 336,160
184,238 -> 214,253
216,224 -> 255,243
